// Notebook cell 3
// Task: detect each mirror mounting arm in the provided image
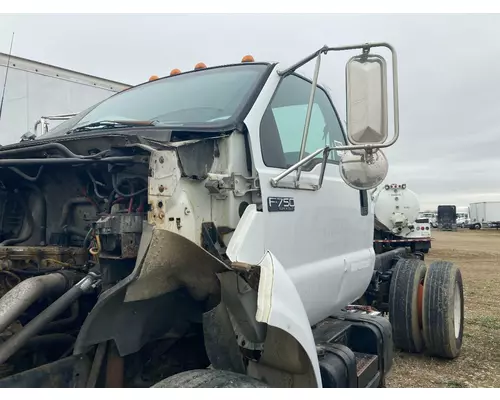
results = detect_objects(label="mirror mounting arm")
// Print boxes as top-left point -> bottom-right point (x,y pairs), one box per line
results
296,53 -> 322,182
270,146 -> 332,191
271,42 -> 399,192
278,42 -> 399,152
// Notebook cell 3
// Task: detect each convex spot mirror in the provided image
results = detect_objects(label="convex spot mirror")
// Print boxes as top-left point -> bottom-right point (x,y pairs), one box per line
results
339,149 -> 388,191
346,54 -> 388,145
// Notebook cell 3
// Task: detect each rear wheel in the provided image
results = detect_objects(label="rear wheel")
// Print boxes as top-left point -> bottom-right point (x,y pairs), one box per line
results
389,258 -> 427,353
475,223 -> 481,230
422,261 -> 464,359
152,369 -> 269,388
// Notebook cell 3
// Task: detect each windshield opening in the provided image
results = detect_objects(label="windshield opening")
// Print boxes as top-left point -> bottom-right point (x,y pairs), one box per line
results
42,63 -> 270,138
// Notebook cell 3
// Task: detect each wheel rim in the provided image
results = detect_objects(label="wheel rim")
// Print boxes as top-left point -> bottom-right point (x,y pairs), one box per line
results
454,282 -> 462,339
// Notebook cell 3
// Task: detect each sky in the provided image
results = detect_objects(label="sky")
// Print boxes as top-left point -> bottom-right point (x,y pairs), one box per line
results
0,13 -> 499,210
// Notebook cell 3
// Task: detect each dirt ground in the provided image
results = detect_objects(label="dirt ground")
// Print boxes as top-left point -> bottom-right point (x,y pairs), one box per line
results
386,229 -> 500,388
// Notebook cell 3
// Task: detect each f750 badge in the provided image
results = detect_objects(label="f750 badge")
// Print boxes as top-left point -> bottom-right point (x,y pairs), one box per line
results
267,197 -> 295,212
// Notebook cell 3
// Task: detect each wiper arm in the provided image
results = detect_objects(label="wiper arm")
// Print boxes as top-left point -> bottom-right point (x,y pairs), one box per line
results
67,120 -> 155,135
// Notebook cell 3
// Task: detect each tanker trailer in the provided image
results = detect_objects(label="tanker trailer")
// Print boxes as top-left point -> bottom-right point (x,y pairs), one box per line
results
371,183 -> 432,254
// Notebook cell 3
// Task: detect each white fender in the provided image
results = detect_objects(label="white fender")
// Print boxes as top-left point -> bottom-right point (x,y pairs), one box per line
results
227,205 -> 321,387
255,250 -> 322,387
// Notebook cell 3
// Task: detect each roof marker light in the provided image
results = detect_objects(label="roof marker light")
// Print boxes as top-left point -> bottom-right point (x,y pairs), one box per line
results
241,55 -> 255,63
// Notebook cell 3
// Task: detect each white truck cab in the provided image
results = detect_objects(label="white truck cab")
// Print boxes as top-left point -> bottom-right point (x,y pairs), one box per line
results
0,44 -> 464,388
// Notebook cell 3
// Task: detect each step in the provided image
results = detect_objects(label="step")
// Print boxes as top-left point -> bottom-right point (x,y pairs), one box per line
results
354,352 -> 379,388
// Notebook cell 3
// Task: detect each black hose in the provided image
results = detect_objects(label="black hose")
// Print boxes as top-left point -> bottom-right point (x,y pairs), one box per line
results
41,302 -> 79,333
0,196 -> 34,246
106,189 -> 116,213
87,170 -> 108,199
373,247 -> 408,273
8,267 -> 75,275
0,156 -> 136,167
0,142 -> 108,159
19,183 -> 47,245
0,272 -> 100,365
23,333 -> 75,349
8,166 -> 44,182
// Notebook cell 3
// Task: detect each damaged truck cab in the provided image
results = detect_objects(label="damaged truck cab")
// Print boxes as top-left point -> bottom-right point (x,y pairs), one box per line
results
0,44 -> 464,388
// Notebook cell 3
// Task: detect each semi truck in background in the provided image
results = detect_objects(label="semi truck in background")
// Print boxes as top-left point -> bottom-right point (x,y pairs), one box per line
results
437,205 -> 457,231
469,201 -> 500,229
372,183 -> 432,254
456,206 -> 470,228
0,51 -> 130,145
418,211 -> 437,228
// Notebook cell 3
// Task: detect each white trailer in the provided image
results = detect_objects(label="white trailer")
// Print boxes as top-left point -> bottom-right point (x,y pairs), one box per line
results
469,201 -> 500,229
0,52 -> 130,145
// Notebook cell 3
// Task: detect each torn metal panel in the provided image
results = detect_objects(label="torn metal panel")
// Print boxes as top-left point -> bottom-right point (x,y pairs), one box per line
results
74,286 -> 201,357
176,139 -> 217,180
124,227 -> 228,303
217,271 -> 266,350
202,302 -> 246,374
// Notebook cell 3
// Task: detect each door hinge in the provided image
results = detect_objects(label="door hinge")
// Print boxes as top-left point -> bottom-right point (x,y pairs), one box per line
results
205,173 -> 260,199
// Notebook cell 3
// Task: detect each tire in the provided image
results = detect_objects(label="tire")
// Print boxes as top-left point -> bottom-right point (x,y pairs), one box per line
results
389,258 -> 427,353
422,261 -> 464,359
474,223 -> 481,230
152,369 -> 269,388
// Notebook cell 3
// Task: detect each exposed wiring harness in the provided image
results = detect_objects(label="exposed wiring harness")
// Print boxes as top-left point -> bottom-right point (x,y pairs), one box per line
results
87,170 -> 108,200
86,227 -> 102,262
111,174 -> 147,198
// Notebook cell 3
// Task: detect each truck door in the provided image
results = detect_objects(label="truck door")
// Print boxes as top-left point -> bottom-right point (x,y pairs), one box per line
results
247,72 -> 375,325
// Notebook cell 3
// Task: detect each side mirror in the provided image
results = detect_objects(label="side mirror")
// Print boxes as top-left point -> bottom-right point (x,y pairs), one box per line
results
271,43 -> 398,192
346,54 -> 388,145
339,149 -> 388,190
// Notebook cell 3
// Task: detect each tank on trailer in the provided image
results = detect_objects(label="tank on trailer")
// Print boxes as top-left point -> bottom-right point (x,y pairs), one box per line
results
371,183 -> 432,254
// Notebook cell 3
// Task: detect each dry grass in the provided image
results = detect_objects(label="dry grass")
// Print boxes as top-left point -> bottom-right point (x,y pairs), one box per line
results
386,229 -> 500,388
